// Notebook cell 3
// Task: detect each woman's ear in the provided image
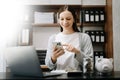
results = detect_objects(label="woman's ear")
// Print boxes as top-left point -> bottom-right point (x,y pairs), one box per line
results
73,20 -> 75,23
73,18 -> 75,23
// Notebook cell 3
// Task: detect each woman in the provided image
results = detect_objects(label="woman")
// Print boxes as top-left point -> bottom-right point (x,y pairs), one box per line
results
45,5 -> 93,72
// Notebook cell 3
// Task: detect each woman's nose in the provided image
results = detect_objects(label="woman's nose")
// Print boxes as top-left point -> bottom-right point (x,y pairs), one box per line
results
63,20 -> 68,23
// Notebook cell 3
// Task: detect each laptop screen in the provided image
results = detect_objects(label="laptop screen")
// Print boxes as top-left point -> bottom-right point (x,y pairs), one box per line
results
5,46 -> 44,77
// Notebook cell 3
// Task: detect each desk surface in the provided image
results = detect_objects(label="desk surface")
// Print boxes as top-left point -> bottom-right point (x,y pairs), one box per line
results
0,71 -> 120,80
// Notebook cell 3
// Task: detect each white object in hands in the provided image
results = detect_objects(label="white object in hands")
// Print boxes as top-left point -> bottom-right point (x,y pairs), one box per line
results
95,58 -> 113,73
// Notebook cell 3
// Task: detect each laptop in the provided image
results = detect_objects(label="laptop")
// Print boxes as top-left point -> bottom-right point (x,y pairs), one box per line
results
4,46 -> 62,77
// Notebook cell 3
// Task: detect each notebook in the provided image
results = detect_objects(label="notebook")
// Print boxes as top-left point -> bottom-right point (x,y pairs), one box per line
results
4,46 -> 62,77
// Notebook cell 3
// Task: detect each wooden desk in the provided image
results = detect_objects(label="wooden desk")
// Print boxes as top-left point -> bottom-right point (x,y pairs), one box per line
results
1,71 -> 120,80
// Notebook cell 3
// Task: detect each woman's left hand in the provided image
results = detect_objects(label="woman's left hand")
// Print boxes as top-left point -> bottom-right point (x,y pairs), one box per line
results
62,43 -> 80,54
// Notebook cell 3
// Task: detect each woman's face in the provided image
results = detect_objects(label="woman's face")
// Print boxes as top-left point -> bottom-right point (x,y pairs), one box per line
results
59,10 -> 74,32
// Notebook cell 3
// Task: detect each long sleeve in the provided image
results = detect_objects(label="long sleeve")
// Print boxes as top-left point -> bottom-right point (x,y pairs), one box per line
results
75,33 -> 93,67
45,34 -> 57,70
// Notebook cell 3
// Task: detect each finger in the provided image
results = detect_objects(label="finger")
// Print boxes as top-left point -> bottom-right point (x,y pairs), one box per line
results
57,49 -> 64,56
55,47 -> 63,54
69,46 -> 74,51
54,49 -> 63,58
65,47 -> 71,52
67,45 -> 72,50
65,45 -> 74,52
62,43 -> 69,46
53,45 -> 58,50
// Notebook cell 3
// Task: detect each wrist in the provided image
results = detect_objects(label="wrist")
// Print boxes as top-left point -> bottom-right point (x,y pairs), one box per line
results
51,56 -> 57,64
74,49 -> 80,54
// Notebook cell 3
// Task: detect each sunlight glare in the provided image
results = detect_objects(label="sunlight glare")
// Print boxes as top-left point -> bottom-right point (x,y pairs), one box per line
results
0,0 -> 25,47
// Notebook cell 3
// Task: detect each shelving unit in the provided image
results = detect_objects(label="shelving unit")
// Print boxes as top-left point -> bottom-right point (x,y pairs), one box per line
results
22,4 -> 113,59
32,23 -> 81,27
79,5 -> 106,59
80,6 -> 105,24
25,5 -> 81,27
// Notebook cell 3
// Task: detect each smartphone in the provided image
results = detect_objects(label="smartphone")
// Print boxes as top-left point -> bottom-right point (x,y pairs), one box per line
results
53,42 -> 62,49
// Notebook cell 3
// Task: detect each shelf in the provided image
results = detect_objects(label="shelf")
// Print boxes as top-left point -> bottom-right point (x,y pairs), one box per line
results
92,42 -> 105,45
82,23 -> 105,26
32,23 -> 59,27
32,23 -> 104,27
28,5 -> 81,9
32,23 -> 81,27
81,5 -> 105,8
27,5 -> 81,12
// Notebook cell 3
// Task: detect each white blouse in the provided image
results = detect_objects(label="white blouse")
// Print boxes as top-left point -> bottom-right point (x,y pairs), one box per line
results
45,32 -> 93,71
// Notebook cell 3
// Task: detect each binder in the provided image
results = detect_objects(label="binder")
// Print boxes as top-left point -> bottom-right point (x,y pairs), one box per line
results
99,52 -> 104,58
84,10 -> 90,23
89,10 -> 94,23
100,10 -> 105,23
94,51 -> 99,62
95,31 -> 100,43
91,31 -> 95,42
100,31 -> 105,43
85,31 -> 90,35
94,10 -> 100,23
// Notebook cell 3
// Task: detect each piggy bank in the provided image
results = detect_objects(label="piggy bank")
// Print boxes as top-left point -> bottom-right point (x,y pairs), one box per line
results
95,58 -> 113,73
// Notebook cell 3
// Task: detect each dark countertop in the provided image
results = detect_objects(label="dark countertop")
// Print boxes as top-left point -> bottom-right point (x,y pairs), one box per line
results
0,71 -> 120,80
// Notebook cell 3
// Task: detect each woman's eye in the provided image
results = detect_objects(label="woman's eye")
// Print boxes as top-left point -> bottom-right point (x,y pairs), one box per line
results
66,18 -> 71,20
60,18 -> 64,20
60,18 -> 71,21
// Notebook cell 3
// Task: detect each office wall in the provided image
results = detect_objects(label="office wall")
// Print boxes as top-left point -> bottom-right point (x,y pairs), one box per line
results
112,0 -> 120,71
32,0 -> 106,49
33,27 -> 60,50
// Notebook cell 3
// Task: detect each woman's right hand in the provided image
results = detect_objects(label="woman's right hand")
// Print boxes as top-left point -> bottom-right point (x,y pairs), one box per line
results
51,47 -> 64,63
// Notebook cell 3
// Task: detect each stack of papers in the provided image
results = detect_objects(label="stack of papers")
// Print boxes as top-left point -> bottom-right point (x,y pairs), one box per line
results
50,70 -> 82,74
50,70 -> 67,74
34,12 -> 54,24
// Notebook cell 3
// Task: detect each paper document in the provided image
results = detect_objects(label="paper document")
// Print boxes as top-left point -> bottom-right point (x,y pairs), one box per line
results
51,70 -> 67,74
